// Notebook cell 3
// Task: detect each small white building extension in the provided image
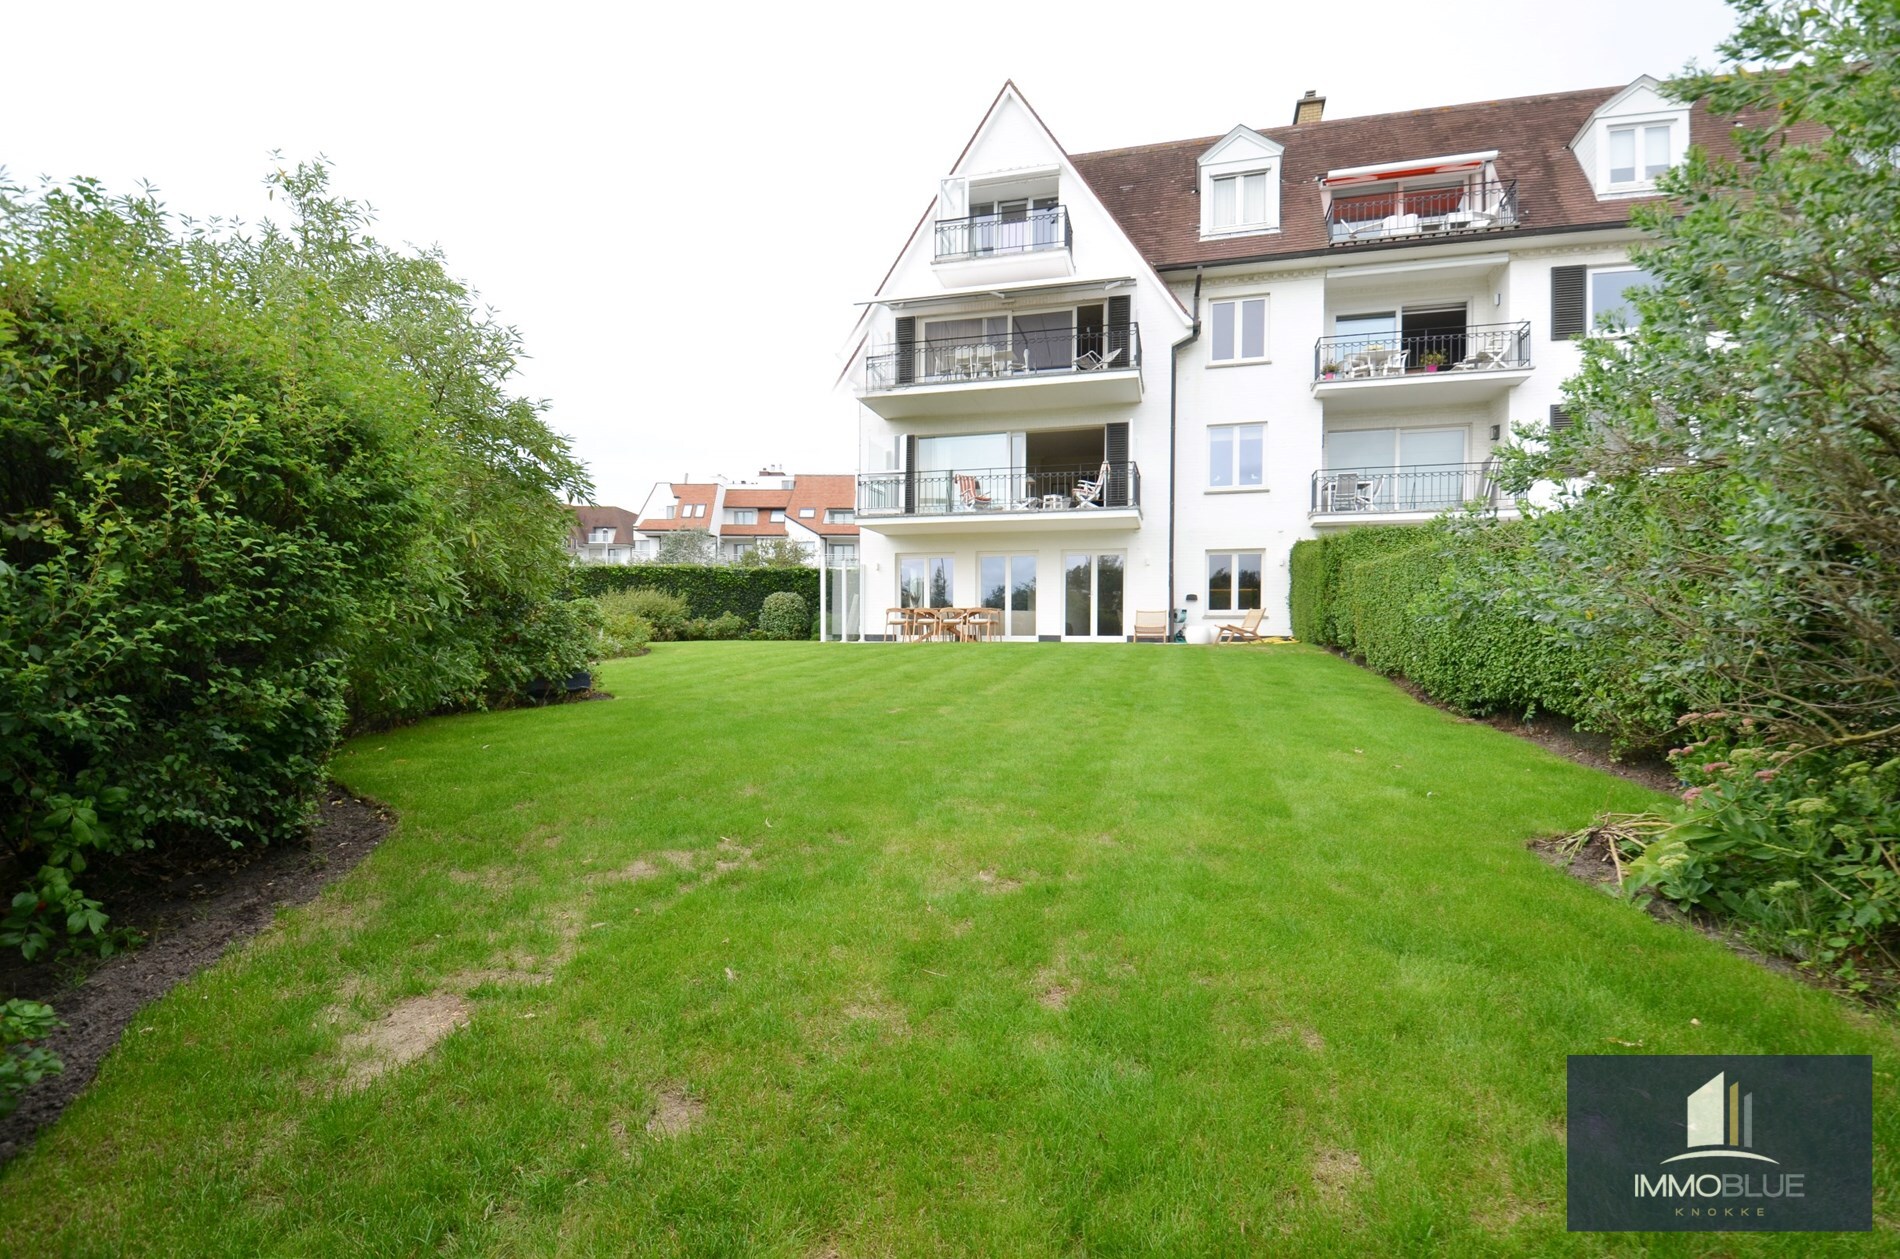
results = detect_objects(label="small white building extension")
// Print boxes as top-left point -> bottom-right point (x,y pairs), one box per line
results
828,77 -> 1725,641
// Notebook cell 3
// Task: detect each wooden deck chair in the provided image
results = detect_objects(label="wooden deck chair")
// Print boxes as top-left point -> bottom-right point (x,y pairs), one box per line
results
954,474 -> 992,510
1133,610 -> 1169,643
1072,460 -> 1111,508
1217,608 -> 1266,642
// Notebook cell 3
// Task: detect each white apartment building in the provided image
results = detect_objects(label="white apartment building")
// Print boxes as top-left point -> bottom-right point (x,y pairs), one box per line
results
829,77 -> 1718,641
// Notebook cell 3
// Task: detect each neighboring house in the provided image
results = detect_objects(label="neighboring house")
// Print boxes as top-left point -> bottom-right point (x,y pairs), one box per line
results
619,471 -> 859,569
832,77 -> 1749,641
567,504 -> 644,565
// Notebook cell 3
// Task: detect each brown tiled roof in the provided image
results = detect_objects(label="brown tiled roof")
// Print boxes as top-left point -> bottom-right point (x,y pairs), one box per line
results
635,483 -> 719,531
720,522 -> 789,537
1068,85 -> 1770,271
723,487 -> 793,508
569,505 -> 641,545
784,474 -> 860,537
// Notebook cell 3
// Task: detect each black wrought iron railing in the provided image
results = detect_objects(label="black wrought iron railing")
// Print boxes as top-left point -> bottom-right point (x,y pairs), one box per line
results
1325,180 -> 1519,245
857,463 -> 1141,517
934,205 -> 1071,260
866,324 -> 1141,392
1309,463 -> 1499,515
1312,321 -> 1530,381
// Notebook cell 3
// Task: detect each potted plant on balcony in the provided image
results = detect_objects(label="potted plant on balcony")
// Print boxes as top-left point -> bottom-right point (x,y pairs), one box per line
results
1320,361 -> 1341,380
1421,350 -> 1447,373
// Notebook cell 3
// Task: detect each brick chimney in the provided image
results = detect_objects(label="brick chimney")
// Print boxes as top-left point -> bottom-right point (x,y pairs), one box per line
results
1293,90 -> 1326,125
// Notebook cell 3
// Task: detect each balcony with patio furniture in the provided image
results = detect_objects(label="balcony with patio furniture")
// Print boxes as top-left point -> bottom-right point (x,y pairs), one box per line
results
860,319 -> 1142,420
1308,461 -> 1517,526
1311,320 -> 1531,410
856,461 -> 1141,535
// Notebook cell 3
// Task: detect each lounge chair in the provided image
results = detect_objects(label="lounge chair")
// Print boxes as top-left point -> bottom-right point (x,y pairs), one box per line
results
1133,610 -> 1169,643
1073,460 -> 1111,508
954,474 -> 992,510
1217,608 -> 1266,642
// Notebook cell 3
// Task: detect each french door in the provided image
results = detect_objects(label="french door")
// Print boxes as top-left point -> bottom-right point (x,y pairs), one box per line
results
1063,552 -> 1125,639
979,554 -> 1036,638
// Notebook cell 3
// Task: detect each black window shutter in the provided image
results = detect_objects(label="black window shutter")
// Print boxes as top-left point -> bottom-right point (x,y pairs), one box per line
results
1106,294 -> 1132,365
1548,404 -> 1573,434
1104,422 -> 1130,506
895,316 -> 917,385
1550,266 -> 1586,339
903,434 -> 917,514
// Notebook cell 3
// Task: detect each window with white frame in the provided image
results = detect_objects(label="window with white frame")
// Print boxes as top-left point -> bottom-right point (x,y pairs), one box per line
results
1207,552 -> 1263,612
725,508 -> 758,525
693,504 -> 706,518
1209,424 -> 1265,489
1197,125 -> 1284,239
1210,297 -> 1267,363
799,507 -> 816,519
770,510 -> 785,522
1608,123 -> 1673,186
663,505 -> 676,519
826,508 -> 854,523
587,527 -> 614,544
1589,266 -> 1658,330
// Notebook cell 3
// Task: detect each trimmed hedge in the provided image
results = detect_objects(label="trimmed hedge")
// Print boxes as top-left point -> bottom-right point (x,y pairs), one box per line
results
1289,522 -> 1683,751
571,564 -> 819,626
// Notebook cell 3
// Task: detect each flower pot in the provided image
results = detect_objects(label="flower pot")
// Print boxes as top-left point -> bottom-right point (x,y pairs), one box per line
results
1424,365 -> 1440,373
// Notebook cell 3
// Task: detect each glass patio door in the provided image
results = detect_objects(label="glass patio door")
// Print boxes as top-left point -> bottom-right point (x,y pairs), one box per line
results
979,554 -> 1036,638
1063,552 -> 1125,639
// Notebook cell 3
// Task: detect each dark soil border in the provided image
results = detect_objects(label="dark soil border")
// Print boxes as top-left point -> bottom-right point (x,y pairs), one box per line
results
0,785 -> 393,1164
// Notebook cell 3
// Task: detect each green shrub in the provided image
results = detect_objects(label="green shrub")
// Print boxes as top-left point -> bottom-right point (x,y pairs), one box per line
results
0,166 -> 594,958
682,612 -> 749,641
1625,749 -> 1900,991
592,592 -> 657,659
596,587 -> 690,642
758,591 -> 810,640
573,564 -> 818,624
0,998 -> 62,1118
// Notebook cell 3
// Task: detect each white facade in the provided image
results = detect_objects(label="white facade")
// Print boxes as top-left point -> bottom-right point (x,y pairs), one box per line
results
834,81 -> 1668,641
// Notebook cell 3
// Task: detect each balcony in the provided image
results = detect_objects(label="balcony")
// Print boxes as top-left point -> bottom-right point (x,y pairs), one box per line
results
931,205 -> 1073,284
1311,321 -> 1531,411
856,463 -> 1141,534
860,324 -> 1142,420
1326,180 -> 1519,245
1309,462 -> 1513,524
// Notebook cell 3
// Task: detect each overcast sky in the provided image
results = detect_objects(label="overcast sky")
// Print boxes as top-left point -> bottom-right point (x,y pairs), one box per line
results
8,0 -> 1739,507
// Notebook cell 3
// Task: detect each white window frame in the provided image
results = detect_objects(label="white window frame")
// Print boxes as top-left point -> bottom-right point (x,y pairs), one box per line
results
826,509 -> 855,523
799,507 -> 816,519
1197,127 -> 1284,240
1208,296 -> 1269,365
587,526 -> 614,544
1208,423 -> 1266,491
770,510 -> 785,522
1205,551 -> 1264,614
1595,113 -> 1686,195
1586,265 -> 1657,333
725,508 -> 758,525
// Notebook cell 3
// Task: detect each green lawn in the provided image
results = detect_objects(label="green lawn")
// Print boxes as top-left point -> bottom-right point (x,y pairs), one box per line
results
3,643 -> 1895,1255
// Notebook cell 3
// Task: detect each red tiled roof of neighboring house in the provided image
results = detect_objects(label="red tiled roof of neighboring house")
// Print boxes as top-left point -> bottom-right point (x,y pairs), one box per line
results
783,474 -> 859,537
720,523 -> 790,537
569,505 -> 641,546
635,482 -> 719,531
723,487 -> 794,508
1068,86 -> 1780,271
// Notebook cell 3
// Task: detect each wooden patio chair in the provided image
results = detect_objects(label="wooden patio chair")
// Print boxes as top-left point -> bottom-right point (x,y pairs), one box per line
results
1216,608 -> 1266,643
1072,460 -> 1111,508
954,474 -> 992,511
1133,610 -> 1169,643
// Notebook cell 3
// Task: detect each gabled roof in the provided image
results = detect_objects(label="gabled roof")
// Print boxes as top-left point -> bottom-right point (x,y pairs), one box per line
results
569,505 -> 641,545
783,474 -> 859,537
634,482 -> 719,532
1067,84 -> 1773,270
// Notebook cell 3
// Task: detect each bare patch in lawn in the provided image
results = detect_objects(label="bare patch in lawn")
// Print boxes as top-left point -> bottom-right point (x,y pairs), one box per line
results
338,993 -> 471,1088
645,1085 -> 705,1137
597,858 -> 660,883
657,850 -> 698,870
448,968 -> 550,991
975,868 -> 1022,893
1032,965 -> 1074,1011
1310,1147 -> 1363,1204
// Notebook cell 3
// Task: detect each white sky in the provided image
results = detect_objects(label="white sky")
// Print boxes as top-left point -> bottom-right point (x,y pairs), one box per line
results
7,0 -> 1738,508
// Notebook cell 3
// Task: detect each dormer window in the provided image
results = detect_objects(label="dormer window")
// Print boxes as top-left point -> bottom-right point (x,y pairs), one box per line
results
1572,76 -> 1690,198
1608,123 -> 1672,186
1198,125 -> 1284,240
588,527 -> 614,544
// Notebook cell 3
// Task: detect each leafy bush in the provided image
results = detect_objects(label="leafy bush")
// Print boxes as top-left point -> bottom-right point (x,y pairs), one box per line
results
595,587 -> 690,642
592,592 -> 658,659
573,564 -> 818,624
758,591 -> 810,640
682,612 -> 749,641
1625,749 -> 1900,990
1,998 -> 62,1118
0,165 -> 595,957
